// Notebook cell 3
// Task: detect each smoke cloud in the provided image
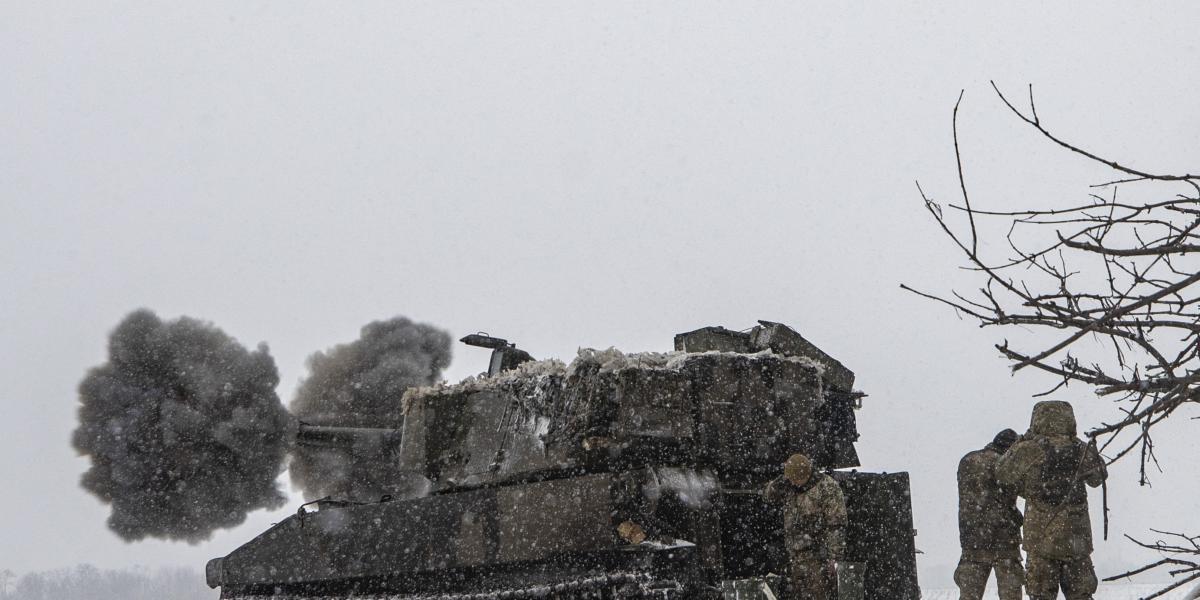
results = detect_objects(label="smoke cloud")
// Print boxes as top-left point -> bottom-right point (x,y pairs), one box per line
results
289,316 -> 451,501
72,309 -> 294,542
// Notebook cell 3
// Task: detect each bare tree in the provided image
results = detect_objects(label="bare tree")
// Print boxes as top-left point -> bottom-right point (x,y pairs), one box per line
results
0,569 -> 15,600
5,566 -> 214,600
905,82 -> 1199,599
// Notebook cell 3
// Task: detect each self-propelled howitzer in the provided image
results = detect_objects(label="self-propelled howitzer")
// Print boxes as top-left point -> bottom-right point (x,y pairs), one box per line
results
206,321 -> 920,600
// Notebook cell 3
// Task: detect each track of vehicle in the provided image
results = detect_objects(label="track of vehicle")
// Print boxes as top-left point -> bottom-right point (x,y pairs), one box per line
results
223,571 -> 686,600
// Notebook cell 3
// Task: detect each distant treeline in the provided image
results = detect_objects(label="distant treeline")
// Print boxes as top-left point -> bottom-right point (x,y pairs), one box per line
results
0,565 -> 215,600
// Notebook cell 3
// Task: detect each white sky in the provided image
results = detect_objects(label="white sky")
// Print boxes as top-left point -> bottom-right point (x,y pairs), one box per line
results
2,1 -> 1198,588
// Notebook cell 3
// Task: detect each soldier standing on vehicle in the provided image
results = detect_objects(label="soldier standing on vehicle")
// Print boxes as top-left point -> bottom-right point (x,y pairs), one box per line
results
763,453 -> 848,600
955,428 -> 1024,600
997,401 -> 1107,600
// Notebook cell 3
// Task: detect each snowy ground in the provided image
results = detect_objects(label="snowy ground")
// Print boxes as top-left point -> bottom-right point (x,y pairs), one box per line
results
922,582 -> 1195,600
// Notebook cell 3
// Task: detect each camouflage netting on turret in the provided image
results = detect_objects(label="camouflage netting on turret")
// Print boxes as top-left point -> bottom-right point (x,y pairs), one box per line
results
404,347 -> 826,413
399,348 -> 843,492
401,355 -> 570,414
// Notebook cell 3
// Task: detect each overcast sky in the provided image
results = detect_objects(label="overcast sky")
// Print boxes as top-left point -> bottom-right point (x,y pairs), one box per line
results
2,1 -> 1198,589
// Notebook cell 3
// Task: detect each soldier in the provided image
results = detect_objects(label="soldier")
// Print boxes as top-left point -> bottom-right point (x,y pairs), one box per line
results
997,401 -> 1107,600
955,428 -> 1024,600
763,453 -> 848,600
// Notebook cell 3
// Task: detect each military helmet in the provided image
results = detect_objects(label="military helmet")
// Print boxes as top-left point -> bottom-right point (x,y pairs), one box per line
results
783,453 -> 813,486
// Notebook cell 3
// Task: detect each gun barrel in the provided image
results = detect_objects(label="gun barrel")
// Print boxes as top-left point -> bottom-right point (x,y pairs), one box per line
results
295,424 -> 404,449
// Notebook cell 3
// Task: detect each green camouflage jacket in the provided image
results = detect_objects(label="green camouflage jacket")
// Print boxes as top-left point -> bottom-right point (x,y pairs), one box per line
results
996,401 -> 1107,559
763,472 -> 847,562
958,444 -> 1023,556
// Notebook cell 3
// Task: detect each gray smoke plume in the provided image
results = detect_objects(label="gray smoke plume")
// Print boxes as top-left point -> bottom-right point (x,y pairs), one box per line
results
289,316 -> 451,501
72,309 -> 294,542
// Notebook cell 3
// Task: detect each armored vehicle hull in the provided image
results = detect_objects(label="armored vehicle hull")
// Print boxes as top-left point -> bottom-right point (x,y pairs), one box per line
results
208,322 -> 919,600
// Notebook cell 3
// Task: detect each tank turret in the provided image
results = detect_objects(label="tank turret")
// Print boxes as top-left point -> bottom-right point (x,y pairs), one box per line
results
206,321 -> 919,600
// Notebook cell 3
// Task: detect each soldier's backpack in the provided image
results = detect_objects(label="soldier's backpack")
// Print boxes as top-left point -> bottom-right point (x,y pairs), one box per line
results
1035,438 -> 1087,505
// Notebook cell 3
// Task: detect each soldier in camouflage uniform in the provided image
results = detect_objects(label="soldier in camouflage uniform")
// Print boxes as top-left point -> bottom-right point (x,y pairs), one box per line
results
997,401 -> 1107,600
763,453 -> 848,600
955,428 -> 1024,600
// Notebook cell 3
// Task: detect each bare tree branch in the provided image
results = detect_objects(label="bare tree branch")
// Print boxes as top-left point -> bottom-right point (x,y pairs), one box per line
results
907,84 -> 1200,598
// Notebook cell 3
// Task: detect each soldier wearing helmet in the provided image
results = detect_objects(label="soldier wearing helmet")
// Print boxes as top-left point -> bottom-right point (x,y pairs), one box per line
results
997,401 -> 1107,600
763,453 -> 848,600
955,428 -> 1024,600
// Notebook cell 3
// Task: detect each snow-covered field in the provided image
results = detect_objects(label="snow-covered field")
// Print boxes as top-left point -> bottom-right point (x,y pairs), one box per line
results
922,582 -> 1195,600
